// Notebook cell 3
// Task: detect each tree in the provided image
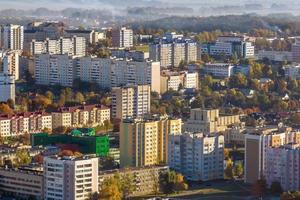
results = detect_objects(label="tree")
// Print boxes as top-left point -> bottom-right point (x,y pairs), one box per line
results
162,171 -> 188,194
75,92 -> 85,104
251,178 -> 267,198
120,173 -> 136,198
99,176 -> 122,200
233,161 -> 243,177
224,159 -> 234,179
224,148 -> 230,160
270,181 -> 282,195
291,113 -> 300,125
14,150 -> 32,167
228,73 -> 247,88
0,103 -> 14,114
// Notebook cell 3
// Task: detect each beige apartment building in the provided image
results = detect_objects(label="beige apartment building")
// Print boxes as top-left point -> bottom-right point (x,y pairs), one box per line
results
120,116 -> 182,168
112,85 -> 151,120
183,108 -> 240,133
244,126 -> 300,184
0,167 -> 44,199
52,104 -> 110,129
99,166 -> 169,197
0,112 -> 52,137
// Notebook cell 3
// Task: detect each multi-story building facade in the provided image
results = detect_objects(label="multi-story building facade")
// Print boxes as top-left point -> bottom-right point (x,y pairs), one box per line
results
203,63 -> 235,78
184,71 -> 199,89
0,73 -> 15,102
168,133 -> 224,181
244,126 -> 300,184
35,54 -> 74,87
284,64 -> 300,80
183,108 -> 240,133
1,50 -> 20,80
0,167 -> 44,200
265,143 -> 300,192
0,112 -> 52,137
150,37 -> 198,68
111,85 -> 150,119
292,37 -> 300,63
31,36 -> 86,57
112,27 -> 133,48
120,116 -> 182,168
257,50 -> 293,62
1,24 -> 24,50
44,156 -> 99,200
99,166 -> 169,197
52,104 -> 110,129
111,50 -> 149,62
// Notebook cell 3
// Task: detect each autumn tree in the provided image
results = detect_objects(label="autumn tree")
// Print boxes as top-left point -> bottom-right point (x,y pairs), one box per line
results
224,159 -> 234,179
233,161 -> 244,178
14,150 -> 32,167
99,176 -> 122,200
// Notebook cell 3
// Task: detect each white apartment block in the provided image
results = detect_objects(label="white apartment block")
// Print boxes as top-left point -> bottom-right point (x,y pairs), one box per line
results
31,36 -> 86,57
44,156 -> 98,200
257,50 -> 293,62
168,133 -> 224,181
112,85 -> 150,119
35,54 -> 74,87
292,37 -> 300,63
0,73 -> 15,102
209,42 -> 232,56
52,104 -> 110,129
0,112 -> 52,137
149,39 -> 198,68
1,50 -> 20,80
76,57 -> 161,93
184,71 -> 199,89
204,63 -> 234,78
2,24 -> 24,50
284,64 -> 300,79
265,144 -> 300,192
112,27 -> 133,48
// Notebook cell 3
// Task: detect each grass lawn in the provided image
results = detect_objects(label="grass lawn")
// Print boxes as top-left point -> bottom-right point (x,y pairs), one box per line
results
135,45 -> 149,52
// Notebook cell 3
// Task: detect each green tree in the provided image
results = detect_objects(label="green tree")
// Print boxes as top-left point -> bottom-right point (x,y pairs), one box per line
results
228,73 -> 247,88
120,173 -> 136,198
233,161 -> 243,177
14,150 -> 32,167
75,92 -> 85,104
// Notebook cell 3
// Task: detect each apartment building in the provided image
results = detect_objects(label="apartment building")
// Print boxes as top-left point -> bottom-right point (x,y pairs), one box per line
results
168,133 -> 224,181
111,50 -> 149,62
1,24 -> 24,50
35,54 -> 74,87
1,50 -> 20,80
76,57 -> 161,93
44,156 -> 98,200
0,73 -> 15,102
149,37 -> 198,68
99,166 -> 169,196
184,71 -> 199,89
0,167 -> 44,200
284,64 -> 300,80
183,108 -> 240,133
31,36 -> 86,57
64,29 -> 96,44
244,126 -> 300,184
52,104 -> 110,129
203,63 -> 235,78
120,116 -> 182,168
111,85 -> 150,119
265,143 -> 300,192
0,112 -> 52,137
112,27 -> 133,48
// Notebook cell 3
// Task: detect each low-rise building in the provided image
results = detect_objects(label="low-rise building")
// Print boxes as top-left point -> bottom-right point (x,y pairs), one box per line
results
203,63 -> 235,78
99,166 -> 169,197
51,104 -> 110,129
168,133 -> 224,181
284,64 -> 300,80
183,108 -> 240,133
0,112 -> 52,137
257,50 -> 293,62
0,166 -> 44,200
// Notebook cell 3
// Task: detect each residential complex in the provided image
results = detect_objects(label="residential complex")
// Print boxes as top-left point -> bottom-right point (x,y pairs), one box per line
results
183,108 -> 240,133
292,37 -> 300,63
44,156 -> 99,200
1,24 -> 24,50
284,64 -> 300,80
0,73 -> 15,102
111,85 -> 151,119
0,112 -> 52,137
149,34 -> 198,68
111,49 -> 149,62
168,133 -> 224,181
51,104 -> 110,129
257,50 -> 293,62
112,27 -> 133,48
35,55 -> 161,93
30,36 -> 86,57
0,50 -> 20,80
120,116 -> 182,168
